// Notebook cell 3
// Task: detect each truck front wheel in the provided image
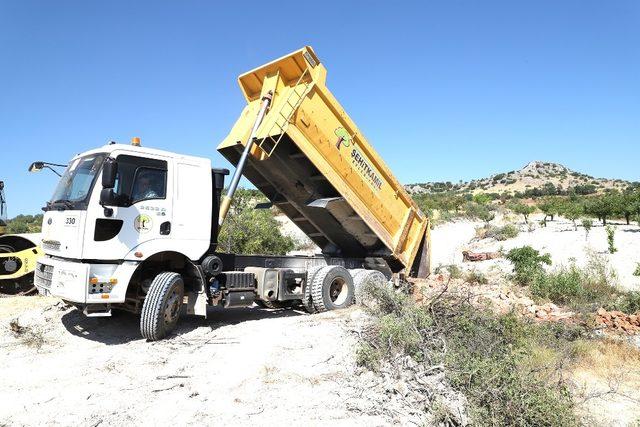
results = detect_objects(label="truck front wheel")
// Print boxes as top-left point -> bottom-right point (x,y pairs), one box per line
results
140,272 -> 185,341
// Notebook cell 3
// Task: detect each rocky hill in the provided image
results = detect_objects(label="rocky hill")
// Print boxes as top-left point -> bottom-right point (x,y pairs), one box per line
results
407,161 -> 632,195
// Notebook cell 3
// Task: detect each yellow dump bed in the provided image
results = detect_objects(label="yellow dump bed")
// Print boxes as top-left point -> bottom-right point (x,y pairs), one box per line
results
219,47 -> 430,277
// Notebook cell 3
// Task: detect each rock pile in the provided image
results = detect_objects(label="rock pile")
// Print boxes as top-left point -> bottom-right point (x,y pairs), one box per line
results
523,302 -> 575,322
595,308 -> 640,334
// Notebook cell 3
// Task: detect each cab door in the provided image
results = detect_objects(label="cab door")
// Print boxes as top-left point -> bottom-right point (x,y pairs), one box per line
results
83,154 -> 173,260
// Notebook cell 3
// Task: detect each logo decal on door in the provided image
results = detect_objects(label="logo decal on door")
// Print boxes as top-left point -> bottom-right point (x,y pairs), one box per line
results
134,214 -> 153,233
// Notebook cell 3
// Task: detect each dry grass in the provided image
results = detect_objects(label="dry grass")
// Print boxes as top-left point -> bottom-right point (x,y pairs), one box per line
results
570,339 -> 640,424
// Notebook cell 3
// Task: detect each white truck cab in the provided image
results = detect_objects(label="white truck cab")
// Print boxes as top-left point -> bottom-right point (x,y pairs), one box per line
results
36,142 -> 224,315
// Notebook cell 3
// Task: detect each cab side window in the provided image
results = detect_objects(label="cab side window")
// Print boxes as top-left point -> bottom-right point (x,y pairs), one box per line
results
113,155 -> 167,205
131,167 -> 166,203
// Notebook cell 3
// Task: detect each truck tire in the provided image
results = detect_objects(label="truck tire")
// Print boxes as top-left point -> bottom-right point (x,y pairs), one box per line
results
140,272 -> 185,341
352,270 -> 388,307
311,266 -> 354,313
348,269 -> 367,302
302,265 -> 325,314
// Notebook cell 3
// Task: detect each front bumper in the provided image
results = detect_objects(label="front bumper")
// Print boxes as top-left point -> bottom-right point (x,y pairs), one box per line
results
35,257 -> 138,304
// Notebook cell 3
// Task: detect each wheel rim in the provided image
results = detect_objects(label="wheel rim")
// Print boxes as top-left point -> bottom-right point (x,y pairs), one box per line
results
329,277 -> 348,305
163,286 -> 182,325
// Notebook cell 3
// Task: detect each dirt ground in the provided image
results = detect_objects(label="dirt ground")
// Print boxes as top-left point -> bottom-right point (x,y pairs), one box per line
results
1,298 -> 392,426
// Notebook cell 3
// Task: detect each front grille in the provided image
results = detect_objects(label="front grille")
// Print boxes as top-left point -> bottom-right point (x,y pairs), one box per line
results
34,262 -> 54,290
41,240 -> 61,251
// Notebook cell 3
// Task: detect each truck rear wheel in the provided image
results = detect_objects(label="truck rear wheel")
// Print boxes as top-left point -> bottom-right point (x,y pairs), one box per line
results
352,269 -> 387,306
140,272 -> 184,341
302,265 -> 325,314
311,266 -> 354,313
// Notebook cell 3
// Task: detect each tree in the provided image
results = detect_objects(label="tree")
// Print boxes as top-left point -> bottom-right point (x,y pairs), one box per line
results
560,201 -> 582,231
510,202 -> 536,224
6,214 -> 43,234
582,218 -> 593,241
585,193 -> 621,225
621,190 -> 640,225
537,197 -> 560,222
218,189 -> 295,255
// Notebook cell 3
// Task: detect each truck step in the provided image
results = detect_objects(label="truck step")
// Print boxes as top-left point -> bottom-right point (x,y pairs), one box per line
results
83,304 -> 112,317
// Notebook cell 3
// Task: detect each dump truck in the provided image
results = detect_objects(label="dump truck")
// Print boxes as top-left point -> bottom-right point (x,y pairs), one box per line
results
34,46 -> 431,340
0,181 -> 43,294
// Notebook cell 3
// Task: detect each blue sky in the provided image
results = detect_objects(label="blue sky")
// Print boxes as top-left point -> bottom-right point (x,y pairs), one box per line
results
1,1 -> 638,215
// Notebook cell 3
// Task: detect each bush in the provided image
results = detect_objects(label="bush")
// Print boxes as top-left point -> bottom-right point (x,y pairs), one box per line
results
218,189 -> 295,255
464,270 -> 488,285
609,291 -> 640,314
506,246 -> 552,286
434,264 -> 463,279
634,263 -> 640,277
531,265 -> 615,310
525,252 -> 624,312
464,202 -> 495,222
356,283 -> 579,426
485,224 -> 519,241
5,214 -> 43,234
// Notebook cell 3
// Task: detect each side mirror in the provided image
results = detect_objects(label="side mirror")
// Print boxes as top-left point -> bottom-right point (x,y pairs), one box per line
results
100,188 -> 118,207
29,162 -> 45,173
102,157 -> 117,189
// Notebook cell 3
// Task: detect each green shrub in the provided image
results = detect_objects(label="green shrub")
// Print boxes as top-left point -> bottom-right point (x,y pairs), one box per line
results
472,193 -> 492,205
355,344 -> 381,370
6,214 -> 43,234
485,224 -> 519,241
218,189 -> 295,255
531,264 -> 615,310
447,265 -> 462,279
464,201 -> 495,222
506,246 -> 552,286
609,291 -> 640,314
464,270 -> 488,285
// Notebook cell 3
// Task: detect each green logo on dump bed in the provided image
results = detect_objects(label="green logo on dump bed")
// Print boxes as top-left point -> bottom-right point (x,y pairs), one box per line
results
334,127 -> 383,192
335,127 -> 352,149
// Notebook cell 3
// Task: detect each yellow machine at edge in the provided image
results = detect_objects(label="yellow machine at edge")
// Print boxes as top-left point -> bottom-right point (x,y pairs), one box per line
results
0,181 -> 43,294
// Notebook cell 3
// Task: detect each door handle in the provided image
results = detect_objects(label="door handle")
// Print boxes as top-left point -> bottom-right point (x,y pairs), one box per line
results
160,221 -> 171,235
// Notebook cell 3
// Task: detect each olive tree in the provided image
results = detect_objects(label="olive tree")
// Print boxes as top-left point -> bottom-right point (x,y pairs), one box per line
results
510,202 -> 536,224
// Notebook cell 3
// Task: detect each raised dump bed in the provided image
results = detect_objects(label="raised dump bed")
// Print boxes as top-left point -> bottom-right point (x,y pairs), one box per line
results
218,46 -> 430,277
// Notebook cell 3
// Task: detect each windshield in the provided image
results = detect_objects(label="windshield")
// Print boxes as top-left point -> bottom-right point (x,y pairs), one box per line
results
48,153 -> 106,210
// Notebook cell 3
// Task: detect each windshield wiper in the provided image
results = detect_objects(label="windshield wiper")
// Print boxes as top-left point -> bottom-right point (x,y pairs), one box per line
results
50,199 -> 75,210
